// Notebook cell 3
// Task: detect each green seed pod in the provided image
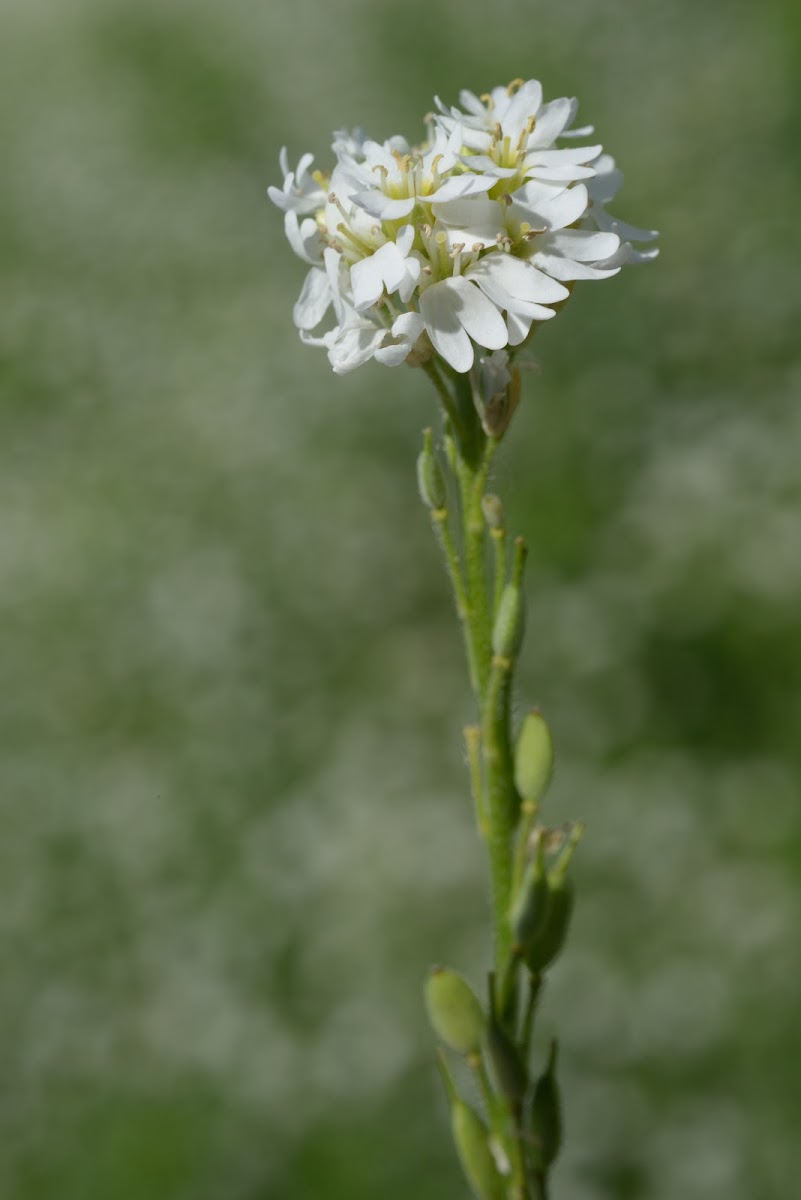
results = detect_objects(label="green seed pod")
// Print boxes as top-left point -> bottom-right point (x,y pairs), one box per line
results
491,539 -> 527,660
485,981 -> 528,1104
425,967 -> 485,1056
416,428 -> 446,510
481,493 -> 505,530
451,1100 -> 506,1200
523,874 -> 574,975
514,710 -> 554,809
529,1039 -> 562,1171
510,834 -> 548,951
491,582 -> 525,660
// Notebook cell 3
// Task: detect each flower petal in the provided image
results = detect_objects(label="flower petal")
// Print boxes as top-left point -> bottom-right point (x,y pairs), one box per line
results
469,253 -> 569,306
293,267 -> 333,330
420,281 -> 474,372
445,277 -> 508,350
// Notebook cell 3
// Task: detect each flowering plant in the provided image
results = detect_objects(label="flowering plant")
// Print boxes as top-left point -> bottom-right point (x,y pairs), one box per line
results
269,79 -> 656,1200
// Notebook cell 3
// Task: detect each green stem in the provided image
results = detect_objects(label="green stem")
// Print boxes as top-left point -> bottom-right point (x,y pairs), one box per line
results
482,649 -> 518,979
429,506 -> 481,696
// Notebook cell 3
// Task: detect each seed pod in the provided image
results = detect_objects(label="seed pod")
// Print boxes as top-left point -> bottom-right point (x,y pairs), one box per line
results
416,428 -> 446,510
485,978 -> 528,1104
510,833 -> 548,951
514,710 -> 554,809
522,824 -> 582,974
529,1039 -> 562,1171
523,873 -> 574,975
425,967 -> 485,1056
492,538 -> 527,660
451,1100 -> 506,1200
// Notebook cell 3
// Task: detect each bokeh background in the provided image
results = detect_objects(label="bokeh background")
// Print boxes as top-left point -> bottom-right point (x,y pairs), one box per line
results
2,0 -> 801,1197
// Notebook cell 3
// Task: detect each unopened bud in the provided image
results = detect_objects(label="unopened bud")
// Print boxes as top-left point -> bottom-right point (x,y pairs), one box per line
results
514,710 -> 554,809
451,1100 -> 506,1200
510,832 -> 548,951
481,493 -> 505,531
425,967 -> 485,1056
417,428 -> 446,510
481,367 -> 521,439
491,540 -> 527,659
529,1039 -> 562,1171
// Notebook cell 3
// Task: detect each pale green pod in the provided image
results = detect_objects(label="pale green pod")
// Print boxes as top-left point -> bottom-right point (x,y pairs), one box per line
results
514,710 -> 554,808
451,1100 -> 506,1200
424,967 -> 485,1056
416,429 -> 446,510
510,836 -> 548,951
523,875 -> 574,975
529,1039 -> 562,1171
491,581 -> 525,660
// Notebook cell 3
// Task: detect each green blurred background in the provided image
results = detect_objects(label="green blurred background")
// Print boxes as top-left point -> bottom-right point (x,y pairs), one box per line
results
2,0 -> 800,1196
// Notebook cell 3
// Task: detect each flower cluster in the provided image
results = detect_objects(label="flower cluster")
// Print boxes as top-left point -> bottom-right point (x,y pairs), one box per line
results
268,80 -> 657,376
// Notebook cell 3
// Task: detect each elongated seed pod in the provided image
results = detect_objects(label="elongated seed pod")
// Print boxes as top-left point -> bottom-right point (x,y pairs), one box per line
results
529,1040 -> 562,1171
451,1100 -> 506,1200
523,874 -> 574,974
486,980 -> 528,1104
425,967 -> 485,1056
510,834 -> 548,951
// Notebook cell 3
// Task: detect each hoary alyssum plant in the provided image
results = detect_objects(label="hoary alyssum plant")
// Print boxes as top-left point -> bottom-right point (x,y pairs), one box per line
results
269,77 -> 657,1200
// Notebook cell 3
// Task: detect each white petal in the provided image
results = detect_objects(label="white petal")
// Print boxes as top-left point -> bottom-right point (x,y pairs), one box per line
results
398,257 -> 422,303
351,255 -> 386,310
469,254 -> 569,306
501,80 -> 544,140
293,268 -> 332,330
445,277 -> 508,350
530,251 -> 619,281
284,211 -> 323,265
460,155 -> 518,178
433,174 -> 496,203
350,191 -> 415,219
432,195 -> 505,249
396,224 -> 415,256
514,181 -> 589,230
546,229 -> 621,260
420,282 -> 474,373
527,145 -> 602,166
526,164 -> 596,182
529,97 -> 574,147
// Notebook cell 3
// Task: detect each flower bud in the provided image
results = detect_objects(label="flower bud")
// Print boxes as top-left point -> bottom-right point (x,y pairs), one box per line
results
417,428 -> 446,510
510,832 -> 548,951
481,493 -> 505,531
451,1100 -> 506,1200
425,967 -> 485,1056
481,367 -> 521,439
514,710 -> 554,809
529,1039 -> 562,1171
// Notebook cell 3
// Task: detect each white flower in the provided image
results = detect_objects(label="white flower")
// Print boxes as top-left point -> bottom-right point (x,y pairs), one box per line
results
268,79 -> 657,377
345,125 -> 495,221
267,148 -> 327,215
300,249 -> 425,374
583,154 -> 660,266
350,224 -> 421,310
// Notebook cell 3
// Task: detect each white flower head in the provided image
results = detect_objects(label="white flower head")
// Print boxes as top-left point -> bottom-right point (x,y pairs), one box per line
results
268,80 -> 657,378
